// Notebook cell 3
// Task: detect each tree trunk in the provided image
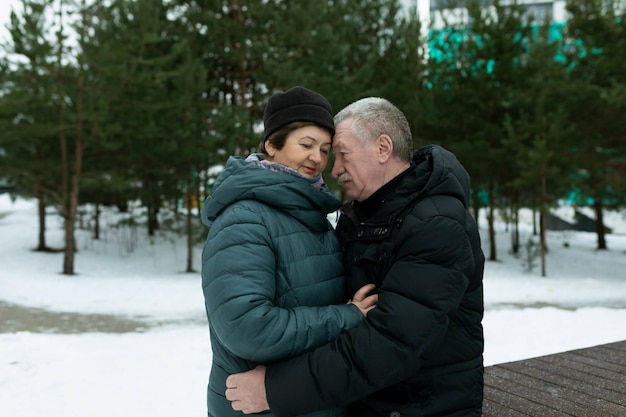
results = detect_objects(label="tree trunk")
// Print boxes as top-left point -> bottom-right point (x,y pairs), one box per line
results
185,177 -> 196,273
539,160 -> 547,277
195,171 -> 203,222
94,202 -> 100,240
487,179 -> 497,261
63,165 -> 80,275
144,176 -> 159,236
532,202 -> 538,236
148,202 -> 159,236
511,205 -> 520,255
35,182 -> 48,251
62,1 -> 87,275
594,198 -> 607,250
539,211 -> 547,277
55,3 -> 74,274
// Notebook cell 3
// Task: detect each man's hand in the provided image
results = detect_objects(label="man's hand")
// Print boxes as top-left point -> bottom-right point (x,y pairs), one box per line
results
225,365 -> 270,414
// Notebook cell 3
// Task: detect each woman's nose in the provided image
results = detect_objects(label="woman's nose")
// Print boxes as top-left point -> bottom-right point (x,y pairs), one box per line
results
310,151 -> 322,163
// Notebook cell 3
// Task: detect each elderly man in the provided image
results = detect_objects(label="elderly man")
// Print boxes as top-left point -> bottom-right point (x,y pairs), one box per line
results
226,97 -> 485,417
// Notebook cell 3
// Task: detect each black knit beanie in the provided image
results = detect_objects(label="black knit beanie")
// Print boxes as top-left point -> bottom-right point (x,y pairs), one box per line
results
263,86 -> 335,142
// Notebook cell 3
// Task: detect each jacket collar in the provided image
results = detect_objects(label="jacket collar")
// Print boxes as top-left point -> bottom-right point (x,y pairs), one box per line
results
351,164 -> 414,221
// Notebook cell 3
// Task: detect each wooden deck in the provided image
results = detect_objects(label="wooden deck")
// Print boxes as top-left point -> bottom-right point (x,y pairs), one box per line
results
483,340 -> 626,416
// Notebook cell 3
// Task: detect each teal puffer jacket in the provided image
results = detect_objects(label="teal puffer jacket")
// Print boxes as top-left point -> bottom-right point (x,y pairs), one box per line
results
201,155 -> 363,417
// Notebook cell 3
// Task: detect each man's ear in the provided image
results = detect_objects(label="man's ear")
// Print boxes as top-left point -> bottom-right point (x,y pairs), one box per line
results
376,134 -> 393,163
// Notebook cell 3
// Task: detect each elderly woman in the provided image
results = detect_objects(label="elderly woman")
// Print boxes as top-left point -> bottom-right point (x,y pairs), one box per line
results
201,86 -> 376,417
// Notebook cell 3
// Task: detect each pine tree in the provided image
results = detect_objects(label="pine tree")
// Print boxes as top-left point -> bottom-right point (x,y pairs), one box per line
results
564,0 -> 626,250
0,0 -> 61,252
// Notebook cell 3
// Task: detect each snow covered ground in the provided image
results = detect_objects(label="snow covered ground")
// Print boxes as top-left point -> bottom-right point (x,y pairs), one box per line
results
1,194 -> 625,417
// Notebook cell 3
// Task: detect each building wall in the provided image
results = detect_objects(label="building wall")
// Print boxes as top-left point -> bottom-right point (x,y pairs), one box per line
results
427,0 -> 568,28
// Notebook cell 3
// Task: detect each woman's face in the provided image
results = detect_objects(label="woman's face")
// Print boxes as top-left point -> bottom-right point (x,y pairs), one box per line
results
266,125 -> 332,178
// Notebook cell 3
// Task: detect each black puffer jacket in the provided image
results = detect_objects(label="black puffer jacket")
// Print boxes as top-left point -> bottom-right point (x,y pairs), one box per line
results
266,145 -> 485,417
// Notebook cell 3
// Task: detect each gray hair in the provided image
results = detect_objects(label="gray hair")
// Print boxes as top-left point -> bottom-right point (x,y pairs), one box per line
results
334,97 -> 413,162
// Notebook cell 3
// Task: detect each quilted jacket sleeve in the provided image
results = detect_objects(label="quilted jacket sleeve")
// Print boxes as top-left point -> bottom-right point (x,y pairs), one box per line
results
202,204 -> 363,364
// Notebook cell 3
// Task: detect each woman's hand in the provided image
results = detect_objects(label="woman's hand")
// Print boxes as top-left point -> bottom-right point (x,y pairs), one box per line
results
348,283 -> 378,316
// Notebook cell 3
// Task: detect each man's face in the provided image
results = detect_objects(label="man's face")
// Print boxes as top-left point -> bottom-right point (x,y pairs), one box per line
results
331,119 -> 383,202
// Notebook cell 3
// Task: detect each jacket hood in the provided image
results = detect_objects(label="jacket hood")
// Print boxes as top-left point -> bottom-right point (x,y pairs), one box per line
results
201,156 -> 341,231
410,145 -> 471,207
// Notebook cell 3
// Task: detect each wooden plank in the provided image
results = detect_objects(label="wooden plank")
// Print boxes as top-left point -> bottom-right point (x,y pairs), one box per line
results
557,350 -> 626,375
483,341 -> 626,416
499,360 -> 626,406
486,377 -> 606,417
522,357 -> 626,399
535,354 -> 625,384
570,344 -> 626,367
483,384 -> 565,417
603,340 -> 626,353
486,363 -> 626,416
482,397 -> 531,417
